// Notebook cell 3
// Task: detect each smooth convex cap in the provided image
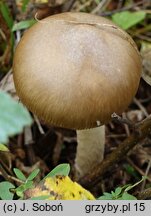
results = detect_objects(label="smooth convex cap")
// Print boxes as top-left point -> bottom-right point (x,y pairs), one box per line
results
13,12 -> 142,129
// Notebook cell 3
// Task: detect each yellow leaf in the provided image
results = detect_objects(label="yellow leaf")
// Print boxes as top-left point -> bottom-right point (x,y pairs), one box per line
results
0,143 -> 9,152
25,176 -> 95,200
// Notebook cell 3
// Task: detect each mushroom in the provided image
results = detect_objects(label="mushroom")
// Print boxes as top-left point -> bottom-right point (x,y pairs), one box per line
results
13,12 -> 142,178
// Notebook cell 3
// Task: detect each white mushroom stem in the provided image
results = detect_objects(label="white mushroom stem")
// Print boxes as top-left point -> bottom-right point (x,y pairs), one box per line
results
75,125 -> 105,178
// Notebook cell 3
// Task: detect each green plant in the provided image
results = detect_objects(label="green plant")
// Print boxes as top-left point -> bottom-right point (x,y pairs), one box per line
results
43,163 -> 70,179
12,19 -> 36,32
98,176 -> 147,200
0,1 -> 15,69
0,1 -> 13,29
0,163 -> 147,200
0,91 -> 32,144
14,168 -> 40,199
0,164 -> 70,200
0,181 -> 15,200
112,11 -> 146,30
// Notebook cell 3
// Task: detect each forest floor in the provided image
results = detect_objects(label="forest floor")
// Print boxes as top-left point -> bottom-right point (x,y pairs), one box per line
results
0,0 -> 151,199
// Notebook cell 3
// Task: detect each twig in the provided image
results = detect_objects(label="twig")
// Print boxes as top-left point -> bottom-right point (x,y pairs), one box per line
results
0,163 -> 23,184
62,0 -> 76,12
133,97 -> 149,117
91,0 -> 112,14
100,0 -> 147,16
77,0 -> 92,11
139,97 -> 151,103
135,34 -> 151,42
106,134 -> 127,138
127,157 -> 151,182
0,68 -> 12,89
7,175 -> 24,184
79,115 -> 151,188
24,126 -> 33,145
24,126 -> 36,166
0,164 -> 11,182
33,114 -> 45,134
0,157 -> 13,177
0,28 -> 6,41
122,112 -> 130,136
141,159 -> 151,191
111,112 -> 134,127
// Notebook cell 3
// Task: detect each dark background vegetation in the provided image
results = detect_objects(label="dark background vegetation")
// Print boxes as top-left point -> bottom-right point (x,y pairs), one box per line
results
0,0 -> 151,199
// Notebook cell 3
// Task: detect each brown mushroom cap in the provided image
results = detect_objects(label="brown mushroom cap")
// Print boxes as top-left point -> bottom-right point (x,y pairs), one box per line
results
13,12 -> 142,129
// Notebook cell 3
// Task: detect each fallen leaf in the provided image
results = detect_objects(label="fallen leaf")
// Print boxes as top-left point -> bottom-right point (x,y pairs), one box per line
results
25,175 -> 95,200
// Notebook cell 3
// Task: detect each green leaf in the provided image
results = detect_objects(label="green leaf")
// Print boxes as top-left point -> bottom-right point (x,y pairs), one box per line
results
16,181 -> 34,198
111,191 -> 116,197
121,192 -> 137,200
12,19 -> 36,32
0,2 -> 13,29
22,0 -> 30,12
0,181 -> 15,200
0,143 -> 9,151
98,192 -> 113,200
27,168 -> 40,181
24,180 -> 34,190
115,187 -> 122,196
15,185 -> 24,198
13,168 -> 26,181
112,11 -> 146,30
30,195 -> 50,200
0,91 -> 32,144
124,164 -> 140,179
44,164 -> 70,179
